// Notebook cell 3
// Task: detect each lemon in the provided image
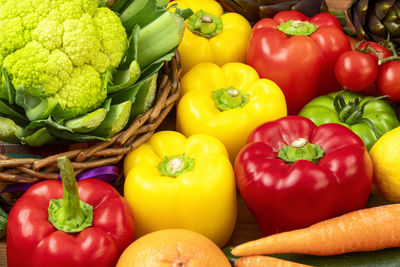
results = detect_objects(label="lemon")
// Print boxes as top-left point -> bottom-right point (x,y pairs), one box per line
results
370,126 -> 400,202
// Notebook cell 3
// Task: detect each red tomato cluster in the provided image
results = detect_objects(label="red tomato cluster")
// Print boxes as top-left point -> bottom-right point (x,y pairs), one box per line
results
334,41 -> 400,100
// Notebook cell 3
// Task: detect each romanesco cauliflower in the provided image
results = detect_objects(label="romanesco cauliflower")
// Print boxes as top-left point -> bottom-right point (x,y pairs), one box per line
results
0,0 -> 128,116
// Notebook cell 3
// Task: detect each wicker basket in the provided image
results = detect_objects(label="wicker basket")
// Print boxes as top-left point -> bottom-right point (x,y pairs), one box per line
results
0,52 -> 181,184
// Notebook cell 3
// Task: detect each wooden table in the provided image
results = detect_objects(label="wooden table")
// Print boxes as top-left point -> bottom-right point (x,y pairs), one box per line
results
0,0 -> 351,265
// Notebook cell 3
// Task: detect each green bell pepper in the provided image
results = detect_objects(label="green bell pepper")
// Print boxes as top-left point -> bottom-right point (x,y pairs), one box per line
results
299,91 -> 400,151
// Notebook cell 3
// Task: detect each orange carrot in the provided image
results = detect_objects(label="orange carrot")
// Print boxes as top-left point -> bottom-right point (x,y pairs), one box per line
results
232,204 -> 400,257
234,255 -> 311,267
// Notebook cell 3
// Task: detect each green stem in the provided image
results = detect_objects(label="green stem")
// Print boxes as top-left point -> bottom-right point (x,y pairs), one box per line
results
48,157 -> 93,233
277,20 -> 318,36
277,138 -> 324,164
158,154 -> 195,177
356,40 -> 400,64
187,10 -> 222,37
212,87 -> 249,111
333,92 -> 387,139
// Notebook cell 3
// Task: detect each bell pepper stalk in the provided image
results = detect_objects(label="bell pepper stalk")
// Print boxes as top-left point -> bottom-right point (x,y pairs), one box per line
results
234,116 -> 373,236
247,10 -> 351,114
48,158 -> 93,233
6,157 -> 135,267
187,10 -> 222,37
277,138 -> 324,164
177,62 -> 287,162
123,130 -> 237,247
299,90 -> 400,151
168,0 -> 252,74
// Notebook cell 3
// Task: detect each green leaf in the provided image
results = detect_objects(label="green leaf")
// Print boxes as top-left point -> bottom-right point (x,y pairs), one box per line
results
108,60 -> 141,94
64,108 -> 108,133
0,206 -> 8,240
136,12 -> 184,69
119,25 -> 140,70
102,98 -> 112,111
0,99 -> 29,122
139,49 -> 175,81
174,7 -> 194,20
21,127 -> 55,147
109,79 -> 142,104
15,86 -> 58,121
168,4 -> 194,20
24,117 -> 109,143
98,0 -> 107,7
0,68 -> 16,105
110,0 -> 130,12
25,117 -> 73,132
130,74 -> 158,121
90,100 -> 132,137
0,116 -> 24,143
46,127 -> 110,142
51,104 -> 81,122
119,0 -> 166,34
156,0 -> 169,8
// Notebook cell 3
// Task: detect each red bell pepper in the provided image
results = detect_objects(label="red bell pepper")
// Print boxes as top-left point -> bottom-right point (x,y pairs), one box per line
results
7,157 -> 135,267
234,116 -> 372,236
247,11 -> 351,114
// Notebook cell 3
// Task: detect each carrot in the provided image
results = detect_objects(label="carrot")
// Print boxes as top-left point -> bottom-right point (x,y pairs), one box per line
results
232,204 -> 400,257
234,255 -> 311,267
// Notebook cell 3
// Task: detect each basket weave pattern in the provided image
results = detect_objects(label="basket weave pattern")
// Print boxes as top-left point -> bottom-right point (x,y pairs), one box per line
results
0,53 -> 181,183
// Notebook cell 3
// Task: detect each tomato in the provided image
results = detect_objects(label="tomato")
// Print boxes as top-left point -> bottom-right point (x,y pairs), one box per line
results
334,51 -> 378,92
377,61 -> 400,101
357,41 -> 392,64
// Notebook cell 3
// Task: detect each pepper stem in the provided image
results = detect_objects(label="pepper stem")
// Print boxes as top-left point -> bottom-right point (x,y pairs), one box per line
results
333,91 -> 388,138
277,138 -> 324,164
158,154 -> 195,177
187,10 -> 222,37
48,157 -> 93,233
277,20 -> 318,36
212,87 -> 249,111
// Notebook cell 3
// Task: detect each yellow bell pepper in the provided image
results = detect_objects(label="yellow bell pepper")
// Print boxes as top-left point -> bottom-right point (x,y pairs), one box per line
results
123,131 -> 237,247
176,62 -> 287,162
169,0 -> 252,74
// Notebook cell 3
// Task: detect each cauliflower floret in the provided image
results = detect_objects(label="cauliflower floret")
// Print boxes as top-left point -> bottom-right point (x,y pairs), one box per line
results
55,65 -> 105,115
93,8 -> 128,68
0,0 -> 128,116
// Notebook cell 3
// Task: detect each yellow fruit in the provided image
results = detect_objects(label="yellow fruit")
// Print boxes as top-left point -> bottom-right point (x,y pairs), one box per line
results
116,228 -> 231,267
370,126 -> 400,202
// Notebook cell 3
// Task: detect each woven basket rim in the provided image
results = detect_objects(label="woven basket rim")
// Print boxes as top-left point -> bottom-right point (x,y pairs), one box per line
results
0,52 -> 181,183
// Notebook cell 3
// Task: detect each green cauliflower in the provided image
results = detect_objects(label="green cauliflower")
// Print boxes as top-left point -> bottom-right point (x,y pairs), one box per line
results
0,0 -> 128,116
